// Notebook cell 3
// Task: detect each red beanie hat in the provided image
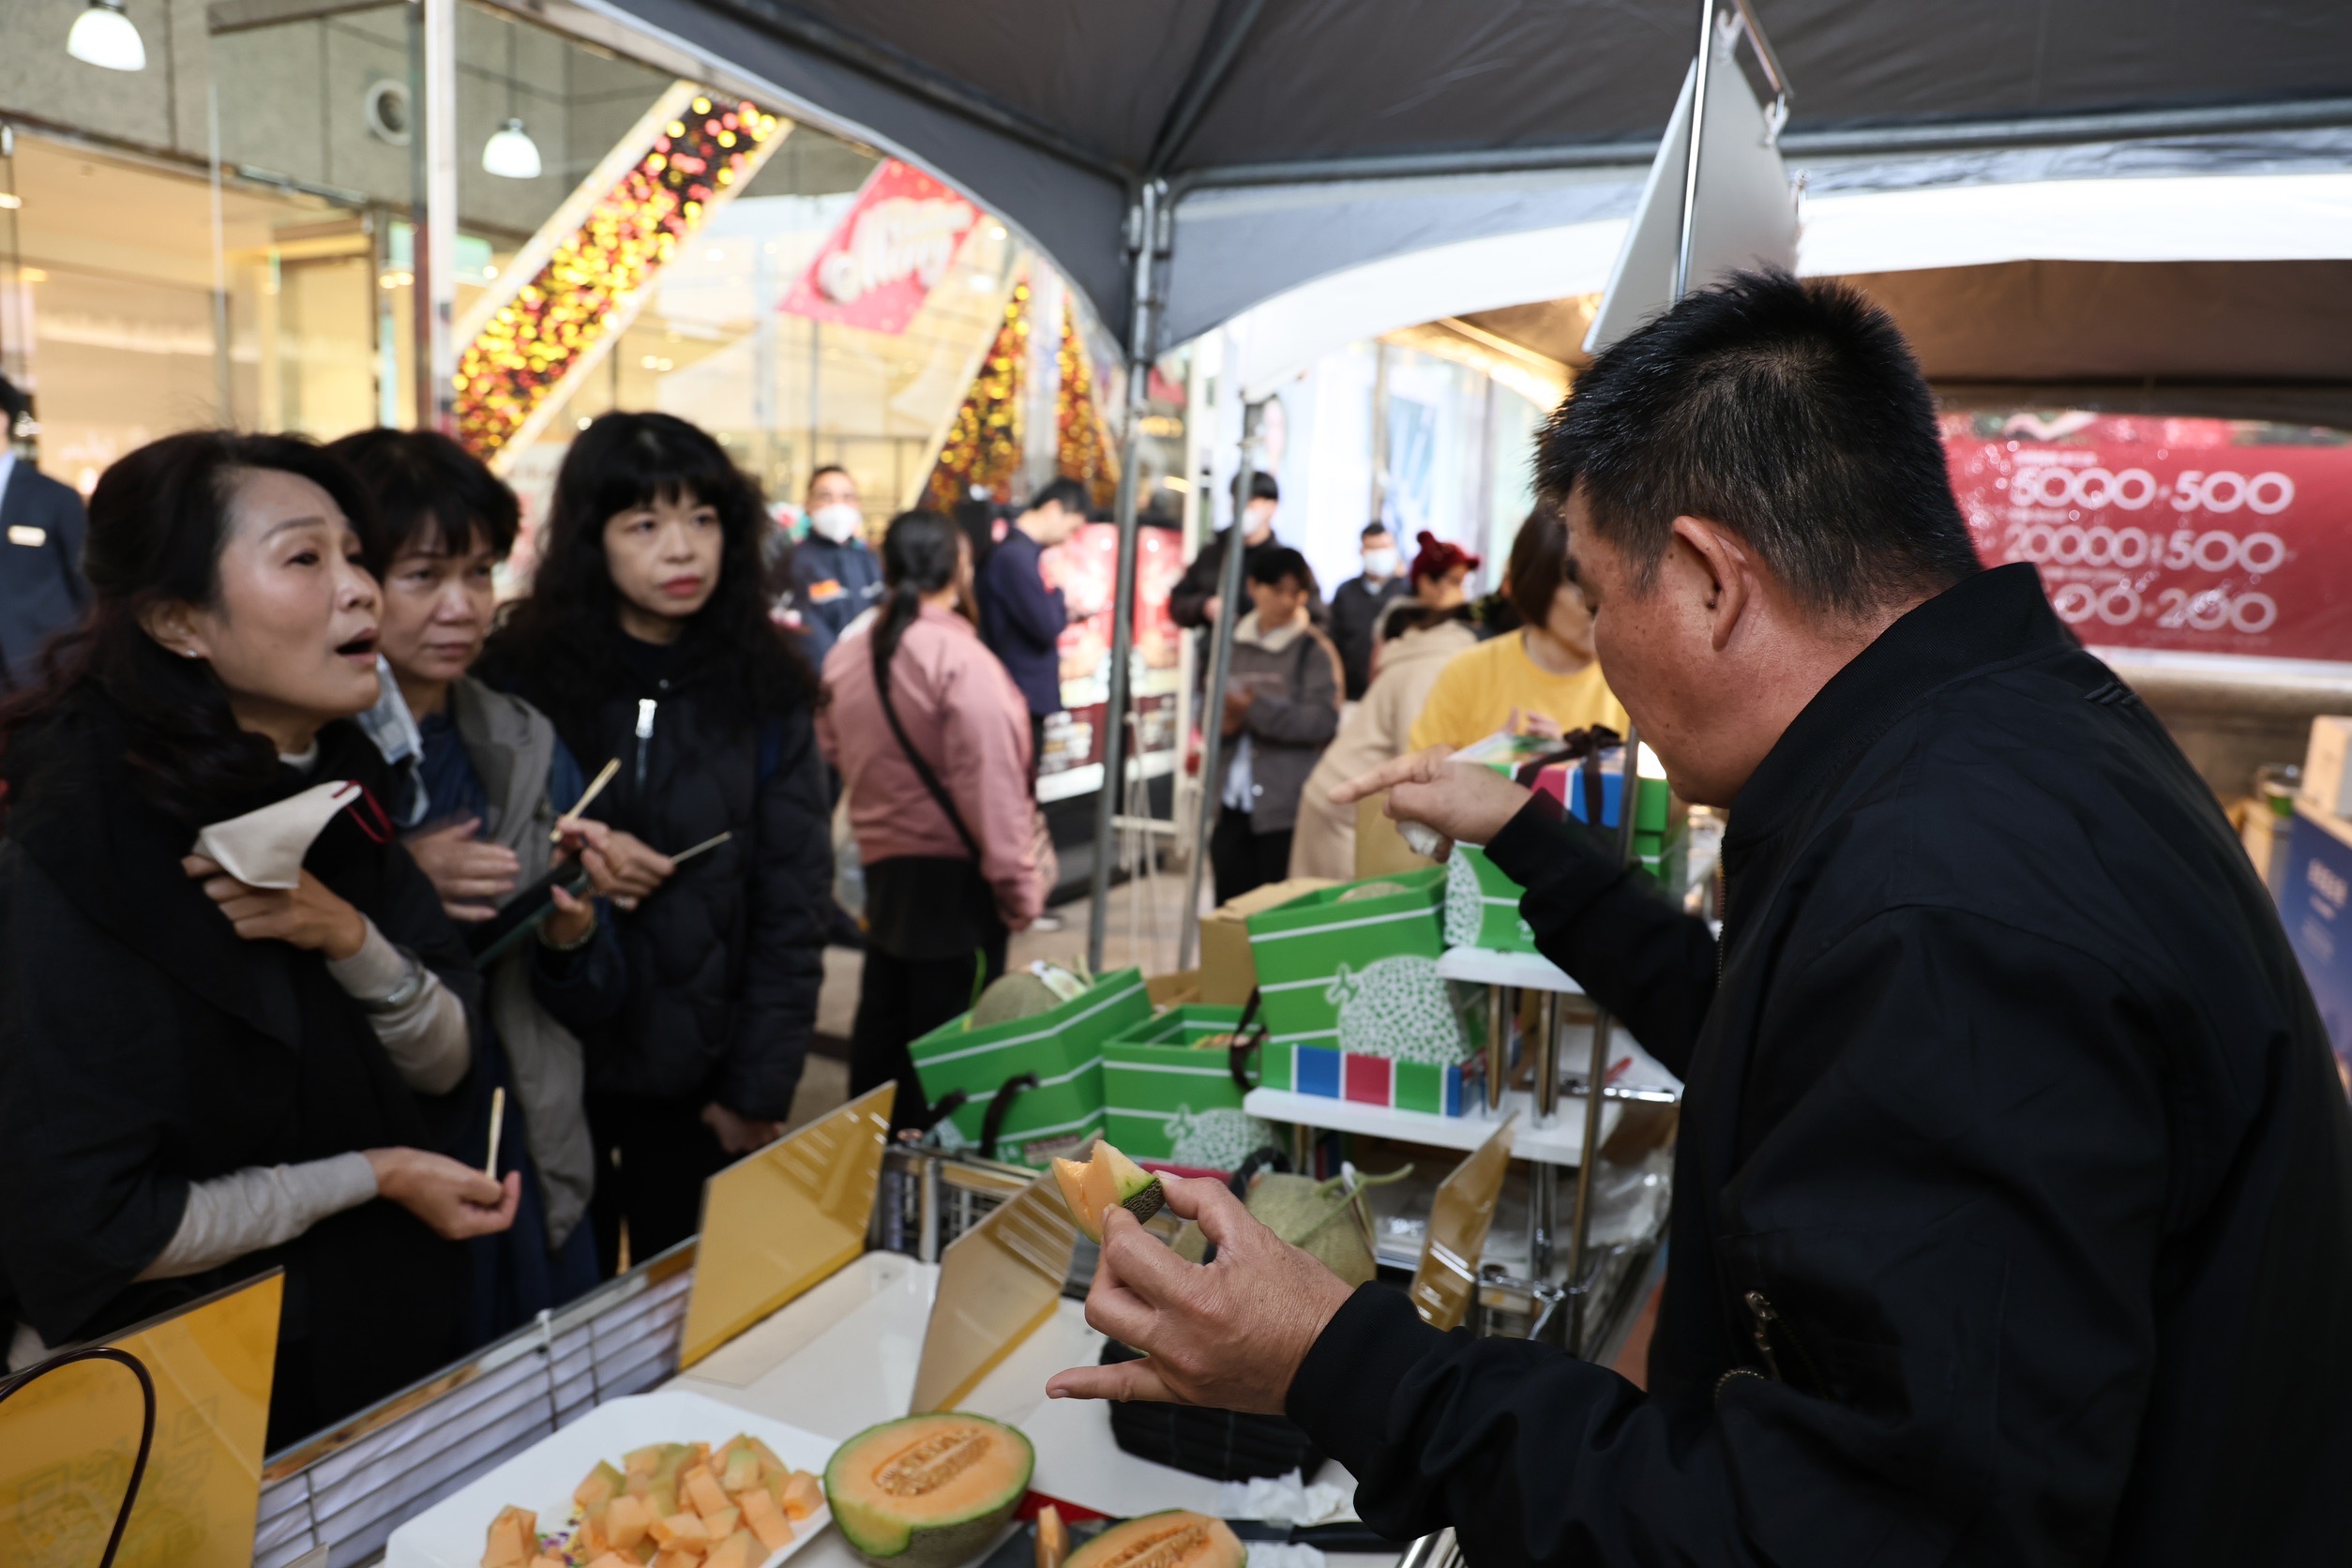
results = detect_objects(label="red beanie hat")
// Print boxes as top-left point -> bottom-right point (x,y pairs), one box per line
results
1410,530 -> 1481,585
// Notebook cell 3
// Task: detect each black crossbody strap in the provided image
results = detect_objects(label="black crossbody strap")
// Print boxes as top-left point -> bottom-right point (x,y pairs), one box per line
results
876,656 -> 984,863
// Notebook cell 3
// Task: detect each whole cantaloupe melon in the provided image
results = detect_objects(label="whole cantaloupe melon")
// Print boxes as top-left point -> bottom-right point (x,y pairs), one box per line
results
969,961 -> 1089,1029
824,1412 -> 1033,1568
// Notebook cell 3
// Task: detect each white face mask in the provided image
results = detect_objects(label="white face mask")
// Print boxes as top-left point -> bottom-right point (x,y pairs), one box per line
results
1362,546 -> 1400,580
807,503 -> 862,544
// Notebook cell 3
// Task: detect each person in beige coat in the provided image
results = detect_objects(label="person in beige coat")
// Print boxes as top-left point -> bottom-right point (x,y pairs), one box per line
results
1288,607 -> 1479,880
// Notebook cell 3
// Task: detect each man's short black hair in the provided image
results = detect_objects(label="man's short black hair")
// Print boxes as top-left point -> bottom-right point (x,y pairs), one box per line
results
1238,471 -> 1279,505
326,427 -> 520,561
1361,521 -> 1392,541
1028,475 -> 1092,515
1538,270 -> 1980,617
1248,545 -> 1310,589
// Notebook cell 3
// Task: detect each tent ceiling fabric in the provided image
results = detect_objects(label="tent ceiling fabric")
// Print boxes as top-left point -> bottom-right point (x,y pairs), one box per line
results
600,0 -> 2352,350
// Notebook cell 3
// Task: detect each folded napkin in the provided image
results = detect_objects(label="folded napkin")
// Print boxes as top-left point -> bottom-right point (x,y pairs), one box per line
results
191,780 -> 362,889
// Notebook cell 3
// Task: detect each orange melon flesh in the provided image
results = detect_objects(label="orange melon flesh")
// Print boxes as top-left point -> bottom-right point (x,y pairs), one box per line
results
1064,1512 -> 1244,1568
1049,1140 -> 1165,1244
824,1411 -> 1033,1568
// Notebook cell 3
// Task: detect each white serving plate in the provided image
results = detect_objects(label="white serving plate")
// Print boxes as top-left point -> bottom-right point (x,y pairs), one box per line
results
384,1389 -> 835,1568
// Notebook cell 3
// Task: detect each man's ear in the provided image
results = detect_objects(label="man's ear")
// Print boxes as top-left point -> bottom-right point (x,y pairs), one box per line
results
139,600 -> 209,662
1667,515 -> 1753,653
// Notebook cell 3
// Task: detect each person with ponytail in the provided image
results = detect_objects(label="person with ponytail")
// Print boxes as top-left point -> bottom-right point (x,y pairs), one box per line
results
477,413 -> 830,1273
817,510 -> 1041,1131
0,431 -> 516,1450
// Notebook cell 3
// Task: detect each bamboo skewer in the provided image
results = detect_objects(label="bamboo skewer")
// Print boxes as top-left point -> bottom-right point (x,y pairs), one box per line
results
484,1086 -> 506,1180
550,758 -> 621,842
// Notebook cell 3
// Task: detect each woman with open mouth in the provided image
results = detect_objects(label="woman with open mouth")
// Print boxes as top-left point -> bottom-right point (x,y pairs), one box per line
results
0,431 -> 518,1451
478,411 -> 832,1275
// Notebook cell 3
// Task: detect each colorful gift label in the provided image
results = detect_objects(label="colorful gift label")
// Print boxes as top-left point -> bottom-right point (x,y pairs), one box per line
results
1260,1043 -> 1473,1116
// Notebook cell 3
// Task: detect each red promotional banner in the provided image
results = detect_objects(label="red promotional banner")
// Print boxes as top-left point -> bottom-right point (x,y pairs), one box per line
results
1945,413 -> 2352,662
778,158 -> 979,334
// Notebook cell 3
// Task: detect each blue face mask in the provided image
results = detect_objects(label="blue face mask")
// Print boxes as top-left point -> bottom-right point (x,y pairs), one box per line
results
1362,546 -> 1400,580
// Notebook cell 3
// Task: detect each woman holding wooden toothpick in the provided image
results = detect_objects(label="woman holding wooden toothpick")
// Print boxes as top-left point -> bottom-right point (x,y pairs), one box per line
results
479,414 -> 832,1274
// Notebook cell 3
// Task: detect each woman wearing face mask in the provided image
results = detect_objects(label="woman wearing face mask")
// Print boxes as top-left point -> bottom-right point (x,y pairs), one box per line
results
479,413 -> 831,1273
331,428 -> 650,1322
0,432 -> 518,1450
818,510 -> 1041,1131
780,464 -> 881,666
1408,508 -> 1628,751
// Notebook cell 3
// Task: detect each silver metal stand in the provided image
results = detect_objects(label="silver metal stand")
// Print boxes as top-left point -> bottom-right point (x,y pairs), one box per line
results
1086,179 -> 1169,974
1174,400 -> 1264,970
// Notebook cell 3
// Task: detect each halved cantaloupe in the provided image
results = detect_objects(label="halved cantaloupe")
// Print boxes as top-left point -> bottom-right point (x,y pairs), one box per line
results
1049,1140 -> 1165,1244
1063,1512 -> 1244,1568
823,1412 -> 1033,1568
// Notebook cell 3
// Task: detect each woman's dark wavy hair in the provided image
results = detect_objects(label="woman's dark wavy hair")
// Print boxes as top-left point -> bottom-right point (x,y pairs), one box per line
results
482,412 -> 813,739
870,509 -> 969,694
0,430 -> 381,822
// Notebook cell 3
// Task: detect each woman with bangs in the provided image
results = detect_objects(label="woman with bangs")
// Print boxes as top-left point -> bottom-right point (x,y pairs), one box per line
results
479,413 -> 831,1272
0,432 -> 516,1448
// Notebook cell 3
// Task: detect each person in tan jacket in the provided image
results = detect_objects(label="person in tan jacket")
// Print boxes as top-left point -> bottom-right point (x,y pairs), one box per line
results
1289,607 -> 1479,881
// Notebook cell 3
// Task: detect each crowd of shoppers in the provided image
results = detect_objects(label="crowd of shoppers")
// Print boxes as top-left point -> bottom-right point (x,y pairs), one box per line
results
0,366 -> 1626,1454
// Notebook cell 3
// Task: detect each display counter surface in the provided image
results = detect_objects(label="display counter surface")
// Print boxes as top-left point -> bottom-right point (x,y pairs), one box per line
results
665,1251 -> 1390,1568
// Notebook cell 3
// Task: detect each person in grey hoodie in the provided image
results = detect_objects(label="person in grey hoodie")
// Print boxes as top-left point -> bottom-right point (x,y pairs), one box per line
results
1212,546 -> 1342,902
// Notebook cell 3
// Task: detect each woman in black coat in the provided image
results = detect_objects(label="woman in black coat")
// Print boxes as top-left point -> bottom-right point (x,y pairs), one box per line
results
479,413 -> 831,1272
0,433 -> 519,1451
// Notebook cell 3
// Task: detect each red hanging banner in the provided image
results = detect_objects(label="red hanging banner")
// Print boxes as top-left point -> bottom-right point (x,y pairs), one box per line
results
779,158 -> 980,335
1945,413 -> 2352,662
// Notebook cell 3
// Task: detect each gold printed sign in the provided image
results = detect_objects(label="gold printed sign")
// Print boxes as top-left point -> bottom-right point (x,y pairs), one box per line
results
680,1083 -> 896,1366
0,1271 -> 281,1568
910,1173 -> 1078,1413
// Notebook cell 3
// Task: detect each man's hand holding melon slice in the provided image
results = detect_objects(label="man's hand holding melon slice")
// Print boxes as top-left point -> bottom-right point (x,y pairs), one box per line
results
1046,1140 -> 1350,1414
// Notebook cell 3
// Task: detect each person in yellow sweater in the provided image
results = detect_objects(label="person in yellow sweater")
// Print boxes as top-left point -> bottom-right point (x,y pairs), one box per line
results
1409,508 -> 1627,751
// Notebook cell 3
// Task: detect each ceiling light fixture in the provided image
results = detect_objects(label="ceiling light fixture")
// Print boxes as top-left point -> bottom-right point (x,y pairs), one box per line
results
481,23 -> 540,179
483,118 -> 542,179
68,0 -> 146,72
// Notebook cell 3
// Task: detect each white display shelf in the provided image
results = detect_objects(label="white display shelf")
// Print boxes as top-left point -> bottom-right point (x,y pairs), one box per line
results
1244,1086 -> 1618,1167
1437,944 -> 1585,993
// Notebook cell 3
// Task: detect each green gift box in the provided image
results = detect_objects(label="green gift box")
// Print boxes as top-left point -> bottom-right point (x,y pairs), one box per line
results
1443,846 -> 1537,952
1245,869 -> 1483,1072
908,967 -> 1152,1168
1101,1005 -> 1277,1171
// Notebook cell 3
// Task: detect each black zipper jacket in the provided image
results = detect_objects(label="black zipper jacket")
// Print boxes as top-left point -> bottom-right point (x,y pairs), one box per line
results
1287,564 -> 2352,1564
485,634 -> 832,1121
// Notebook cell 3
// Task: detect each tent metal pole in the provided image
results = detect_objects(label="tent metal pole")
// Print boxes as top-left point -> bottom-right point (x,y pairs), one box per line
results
1674,0 -> 1716,302
1175,400 -> 1262,972
1087,179 -> 1167,974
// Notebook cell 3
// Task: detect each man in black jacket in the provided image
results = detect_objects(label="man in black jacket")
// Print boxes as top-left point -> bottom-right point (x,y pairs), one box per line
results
1048,273 -> 2352,1563
978,475 -> 1083,775
1328,521 -> 1410,700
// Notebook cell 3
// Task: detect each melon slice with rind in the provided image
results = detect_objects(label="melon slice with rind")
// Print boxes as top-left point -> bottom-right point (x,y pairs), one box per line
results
1049,1139 -> 1165,1244
823,1411 -> 1033,1568
1063,1512 -> 1244,1568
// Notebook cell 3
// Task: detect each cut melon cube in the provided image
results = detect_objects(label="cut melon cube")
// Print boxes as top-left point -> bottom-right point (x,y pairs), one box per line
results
703,1504 -> 741,1541
652,1553 -> 701,1568
722,1448 -> 761,1496
739,1485 -> 793,1552
651,1512 -> 711,1552
778,1470 -> 822,1521
484,1505 -> 536,1568
570,1516 -> 609,1558
746,1438 -> 788,1479
530,1557 -> 567,1568
705,1528 -> 761,1568
584,1555 -> 635,1568
684,1465 -> 731,1519
579,1460 -> 626,1514
606,1495 -> 651,1551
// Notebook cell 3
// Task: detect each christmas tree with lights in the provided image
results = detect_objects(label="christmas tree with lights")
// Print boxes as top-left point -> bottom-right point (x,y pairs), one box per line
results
1055,301 -> 1121,512
922,281 -> 1029,511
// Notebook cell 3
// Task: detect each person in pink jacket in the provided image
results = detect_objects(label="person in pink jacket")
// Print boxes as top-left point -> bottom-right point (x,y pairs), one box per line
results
819,508 -> 1043,1129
